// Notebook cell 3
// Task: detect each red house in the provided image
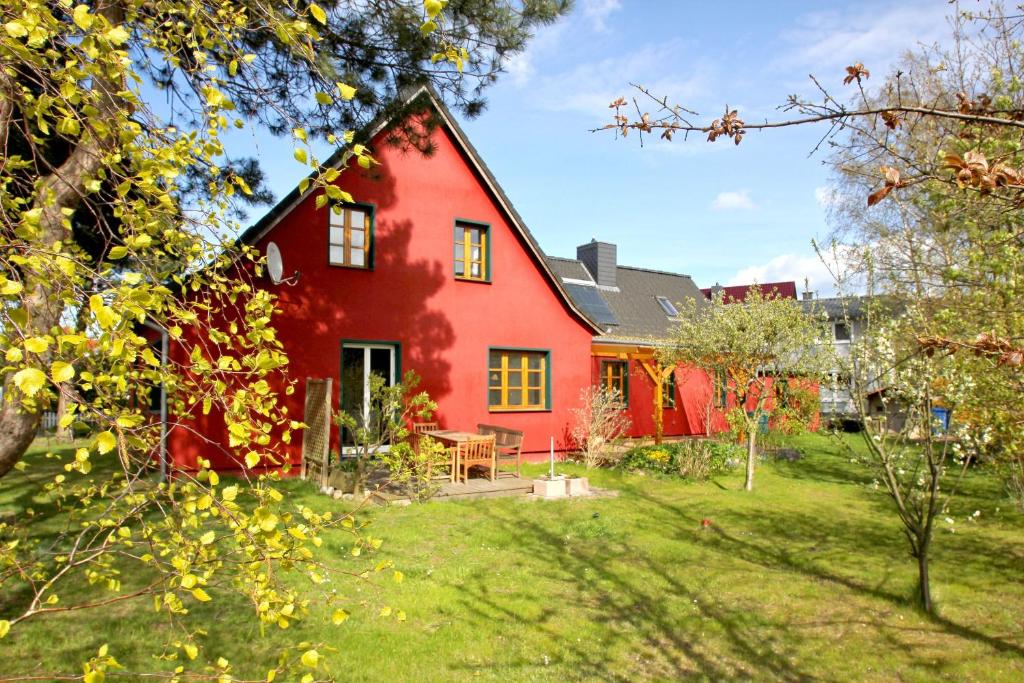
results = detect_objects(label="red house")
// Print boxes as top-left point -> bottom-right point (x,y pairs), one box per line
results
164,87 -> 731,472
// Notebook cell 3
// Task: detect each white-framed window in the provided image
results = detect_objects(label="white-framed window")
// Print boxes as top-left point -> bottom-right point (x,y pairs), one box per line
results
339,342 -> 397,451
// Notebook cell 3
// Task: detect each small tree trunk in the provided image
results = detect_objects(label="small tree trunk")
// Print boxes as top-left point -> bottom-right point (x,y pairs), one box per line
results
744,428 -> 756,491
916,546 -> 933,614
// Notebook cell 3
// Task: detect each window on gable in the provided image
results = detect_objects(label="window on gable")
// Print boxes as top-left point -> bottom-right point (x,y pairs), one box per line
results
329,205 -> 372,269
600,360 -> 629,405
834,322 -> 851,342
489,349 -> 548,410
656,296 -> 679,317
455,222 -> 489,281
662,371 -> 677,408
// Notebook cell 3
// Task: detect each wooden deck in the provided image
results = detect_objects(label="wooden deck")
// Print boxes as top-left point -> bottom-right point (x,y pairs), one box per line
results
371,476 -> 533,504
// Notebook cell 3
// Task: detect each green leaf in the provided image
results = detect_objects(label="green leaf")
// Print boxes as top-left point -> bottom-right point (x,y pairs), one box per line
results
293,148 -> 308,164
105,26 -> 130,45
309,3 -> 327,25
89,294 -> 119,330
51,361 -> 75,383
300,649 -> 319,668
95,431 -> 117,455
0,278 -> 22,295
425,0 -> 444,19
24,337 -> 49,353
191,587 -> 212,602
337,83 -> 357,101
200,531 -> 215,545
72,5 -> 94,29
13,368 -> 46,397
4,21 -> 28,38
108,246 -> 128,260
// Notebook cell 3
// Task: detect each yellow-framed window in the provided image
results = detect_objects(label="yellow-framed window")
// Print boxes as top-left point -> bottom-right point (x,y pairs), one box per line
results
600,360 -> 628,405
488,349 -> 547,410
455,223 -> 488,280
329,205 -> 371,268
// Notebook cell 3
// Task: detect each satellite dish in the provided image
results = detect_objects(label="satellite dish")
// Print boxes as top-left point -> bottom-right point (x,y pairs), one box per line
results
265,242 -> 299,286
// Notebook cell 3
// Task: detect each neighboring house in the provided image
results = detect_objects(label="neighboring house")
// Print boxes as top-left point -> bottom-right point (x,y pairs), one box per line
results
699,281 -> 798,303
548,243 -> 731,439
802,295 -> 867,421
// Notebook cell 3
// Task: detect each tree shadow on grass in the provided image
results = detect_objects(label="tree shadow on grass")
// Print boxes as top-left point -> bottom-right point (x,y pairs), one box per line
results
442,502 -> 821,682
617,479 -> 1024,661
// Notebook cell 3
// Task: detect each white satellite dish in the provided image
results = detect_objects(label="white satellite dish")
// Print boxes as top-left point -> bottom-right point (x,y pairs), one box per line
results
265,242 -> 299,286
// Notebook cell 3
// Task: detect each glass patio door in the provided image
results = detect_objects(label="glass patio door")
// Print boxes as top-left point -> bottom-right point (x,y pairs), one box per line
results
340,343 -> 397,450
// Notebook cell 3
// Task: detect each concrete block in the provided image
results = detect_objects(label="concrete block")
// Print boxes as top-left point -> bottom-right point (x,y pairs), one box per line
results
565,477 -> 589,497
533,477 -> 566,499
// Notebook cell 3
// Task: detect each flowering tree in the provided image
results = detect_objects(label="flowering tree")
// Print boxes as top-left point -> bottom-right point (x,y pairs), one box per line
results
659,286 -> 831,491
840,295 -> 970,614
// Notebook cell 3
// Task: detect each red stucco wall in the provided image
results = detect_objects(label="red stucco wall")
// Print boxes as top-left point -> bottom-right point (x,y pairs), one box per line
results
167,113 -> 596,471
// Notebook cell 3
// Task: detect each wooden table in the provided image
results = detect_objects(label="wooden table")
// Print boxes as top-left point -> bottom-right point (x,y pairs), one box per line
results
423,430 -> 481,445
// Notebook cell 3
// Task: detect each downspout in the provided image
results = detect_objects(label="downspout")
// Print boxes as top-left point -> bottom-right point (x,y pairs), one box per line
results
142,318 -> 169,482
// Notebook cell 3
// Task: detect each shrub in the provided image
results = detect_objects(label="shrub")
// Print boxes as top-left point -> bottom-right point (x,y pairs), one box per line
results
618,439 -> 742,480
570,386 -> 632,468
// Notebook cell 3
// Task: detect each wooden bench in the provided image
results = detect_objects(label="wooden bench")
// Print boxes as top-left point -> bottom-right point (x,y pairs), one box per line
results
477,424 -> 524,479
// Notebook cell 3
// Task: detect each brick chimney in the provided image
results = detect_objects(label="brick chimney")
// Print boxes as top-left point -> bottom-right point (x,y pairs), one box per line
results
577,240 -> 617,288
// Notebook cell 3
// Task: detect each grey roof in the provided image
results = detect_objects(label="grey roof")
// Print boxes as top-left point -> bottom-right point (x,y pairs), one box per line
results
802,296 -> 866,320
546,258 -> 707,343
546,255 -> 594,282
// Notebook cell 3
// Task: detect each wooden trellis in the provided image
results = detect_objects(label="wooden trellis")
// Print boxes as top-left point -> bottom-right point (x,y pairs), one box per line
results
301,378 -> 332,487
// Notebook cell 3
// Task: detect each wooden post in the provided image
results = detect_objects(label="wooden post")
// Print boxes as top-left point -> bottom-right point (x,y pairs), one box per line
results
639,359 -> 670,446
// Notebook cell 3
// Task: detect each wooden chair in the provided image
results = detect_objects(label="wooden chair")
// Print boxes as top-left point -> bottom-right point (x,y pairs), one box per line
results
412,421 -> 439,435
456,435 -> 496,483
427,445 -> 458,484
477,424 -> 524,478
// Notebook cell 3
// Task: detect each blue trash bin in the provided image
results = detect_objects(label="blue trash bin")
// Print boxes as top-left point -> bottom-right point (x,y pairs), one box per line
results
931,407 -> 950,434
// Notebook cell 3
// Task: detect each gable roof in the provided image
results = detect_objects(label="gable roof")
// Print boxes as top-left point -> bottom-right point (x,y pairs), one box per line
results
546,257 -> 707,344
239,85 -> 602,335
699,281 -> 798,303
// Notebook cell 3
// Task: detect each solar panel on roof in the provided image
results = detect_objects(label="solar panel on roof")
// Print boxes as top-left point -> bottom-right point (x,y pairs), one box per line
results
564,283 -> 618,326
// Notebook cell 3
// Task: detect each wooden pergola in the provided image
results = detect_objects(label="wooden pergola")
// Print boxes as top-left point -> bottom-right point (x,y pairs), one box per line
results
592,342 -> 678,444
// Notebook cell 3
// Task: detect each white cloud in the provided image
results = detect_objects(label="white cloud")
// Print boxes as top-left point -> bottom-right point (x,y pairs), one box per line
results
776,1 -> 953,80
727,246 -> 864,298
582,0 -> 622,33
729,253 -> 831,295
526,40 -> 710,119
711,190 -> 756,211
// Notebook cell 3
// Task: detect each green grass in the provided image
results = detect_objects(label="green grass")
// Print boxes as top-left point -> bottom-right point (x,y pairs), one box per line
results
3,433 -> 1024,681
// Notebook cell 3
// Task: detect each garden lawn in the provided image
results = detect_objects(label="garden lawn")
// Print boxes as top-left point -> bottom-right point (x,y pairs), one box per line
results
2,433 -> 1023,681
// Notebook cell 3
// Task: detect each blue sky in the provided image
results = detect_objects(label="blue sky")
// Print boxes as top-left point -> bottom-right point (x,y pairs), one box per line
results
247,0 -> 958,295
